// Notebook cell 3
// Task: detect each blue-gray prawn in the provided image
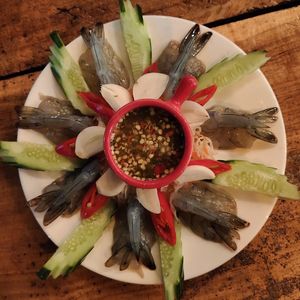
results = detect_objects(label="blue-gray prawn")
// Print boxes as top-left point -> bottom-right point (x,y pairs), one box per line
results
28,159 -> 105,225
80,23 -> 130,89
172,181 -> 249,250
201,106 -> 278,149
16,95 -> 96,144
161,25 -> 212,99
105,195 -> 156,271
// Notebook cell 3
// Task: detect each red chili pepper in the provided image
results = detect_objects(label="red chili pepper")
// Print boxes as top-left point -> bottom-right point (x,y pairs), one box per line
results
81,184 -> 109,219
154,163 -> 166,176
78,92 -> 114,124
189,159 -> 231,175
55,137 -> 77,158
143,62 -> 159,74
190,85 -> 217,106
151,191 -> 176,245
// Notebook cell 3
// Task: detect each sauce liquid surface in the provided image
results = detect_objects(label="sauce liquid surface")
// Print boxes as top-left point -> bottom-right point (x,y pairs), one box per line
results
111,107 -> 185,179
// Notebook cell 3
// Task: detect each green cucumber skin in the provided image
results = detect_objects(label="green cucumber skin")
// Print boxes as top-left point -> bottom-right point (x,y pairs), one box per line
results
159,222 -> 184,300
49,32 -> 94,116
196,50 -> 270,92
213,160 -> 300,200
50,31 -> 64,48
120,0 -> 151,81
0,141 -> 80,171
38,201 -> 116,280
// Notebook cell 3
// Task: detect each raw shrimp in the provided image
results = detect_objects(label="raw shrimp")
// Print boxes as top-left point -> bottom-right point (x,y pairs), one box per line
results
157,30 -> 211,80
201,106 -> 278,149
172,181 -> 249,250
79,49 -> 102,94
16,95 -> 96,143
163,24 -> 201,99
105,199 -> 156,271
127,198 -> 156,269
38,94 -> 80,116
81,23 -> 130,89
28,159 -> 104,225
17,95 -> 89,143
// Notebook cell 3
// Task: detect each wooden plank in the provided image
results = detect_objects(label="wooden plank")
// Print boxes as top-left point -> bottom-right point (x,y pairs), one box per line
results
0,6 -> 300,300
0,0 -> 295,76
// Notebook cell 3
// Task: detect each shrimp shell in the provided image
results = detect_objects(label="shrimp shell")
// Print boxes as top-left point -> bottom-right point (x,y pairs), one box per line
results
81,23 -> 130,88
202,106 -> 278,148
173,182 -> 249,250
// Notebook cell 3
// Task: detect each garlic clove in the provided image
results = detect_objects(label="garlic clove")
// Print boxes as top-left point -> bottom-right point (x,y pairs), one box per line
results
176,165 -> 215,184
136,188 -> 161,214
96,168 -> 127,197
75,126 -> 105,159
133,73 -> 169,100
101,84 -> 132,111
181,101 -> 209,128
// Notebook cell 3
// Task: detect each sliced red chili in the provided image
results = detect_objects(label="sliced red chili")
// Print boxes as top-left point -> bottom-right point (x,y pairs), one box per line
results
151,190 -> 176,245
154,163 -> 166,176
55,137 -> 77,158
78,92 -> 114,124
190,84 -> 217,106
189,159 -> 231,175
81,184 -> 109,219
143,62 -> 159,74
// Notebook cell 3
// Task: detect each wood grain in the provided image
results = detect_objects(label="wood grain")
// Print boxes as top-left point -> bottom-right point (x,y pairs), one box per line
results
0,0 -> 295,76
0,4 -> 300,300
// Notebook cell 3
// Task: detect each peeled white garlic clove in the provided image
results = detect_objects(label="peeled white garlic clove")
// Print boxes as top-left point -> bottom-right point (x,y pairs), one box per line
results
136,188 -> 161,214
181,101 -> 209,128
96,168 -> 127,197
75,126 -> 105,159
101,84 -> 132,111
175,165 -> 215,184
133,73 -> 169,100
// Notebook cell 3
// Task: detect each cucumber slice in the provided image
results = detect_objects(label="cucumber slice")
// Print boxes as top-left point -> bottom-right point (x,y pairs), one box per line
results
119,0 -> 152,81
49,32 -> 94,116
196,50 -> 270,92
159,222 -> 184,300
0,141 -> 80,171
213,160 -> 300,200
37,200 -> 116,279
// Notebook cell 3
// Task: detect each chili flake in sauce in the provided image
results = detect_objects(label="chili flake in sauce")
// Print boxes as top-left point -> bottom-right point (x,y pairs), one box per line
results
111,107 -> 185,179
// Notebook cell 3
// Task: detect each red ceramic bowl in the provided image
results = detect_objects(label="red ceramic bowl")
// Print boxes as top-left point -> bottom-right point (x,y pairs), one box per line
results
103,75 -> 197,189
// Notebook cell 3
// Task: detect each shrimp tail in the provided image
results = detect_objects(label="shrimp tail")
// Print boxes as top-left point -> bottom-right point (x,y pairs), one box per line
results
28,190 -> 60,212
247,127 -> 278,143
247,107 -> 278,143
212,224 -> 239,250
105,247 -> 134,271
163,24 -> 200,99
81,22 -> 104,48
119,249 -> 134,271
252,107 -> 278,123
139,245 -> 156,270
81,24 -> 106,82
173,196 -> 249,229
191,32 -> 212,56
43,202 -> 68,226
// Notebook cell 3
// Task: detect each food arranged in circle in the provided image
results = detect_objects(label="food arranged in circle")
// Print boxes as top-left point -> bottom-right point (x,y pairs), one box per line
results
1,0 -> 299,299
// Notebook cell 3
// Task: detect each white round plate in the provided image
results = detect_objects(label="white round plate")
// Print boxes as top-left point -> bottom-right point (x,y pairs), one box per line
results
18,16 -> 286,284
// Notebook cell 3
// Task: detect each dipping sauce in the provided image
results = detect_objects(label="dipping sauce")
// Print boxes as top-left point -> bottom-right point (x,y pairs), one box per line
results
111,107 -> 185,180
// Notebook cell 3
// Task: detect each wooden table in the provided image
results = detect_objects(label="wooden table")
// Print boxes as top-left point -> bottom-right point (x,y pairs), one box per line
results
1,1 -> 300,299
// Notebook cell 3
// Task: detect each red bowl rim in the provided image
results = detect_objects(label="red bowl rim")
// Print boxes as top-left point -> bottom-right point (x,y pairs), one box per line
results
103,99 -> 193,189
